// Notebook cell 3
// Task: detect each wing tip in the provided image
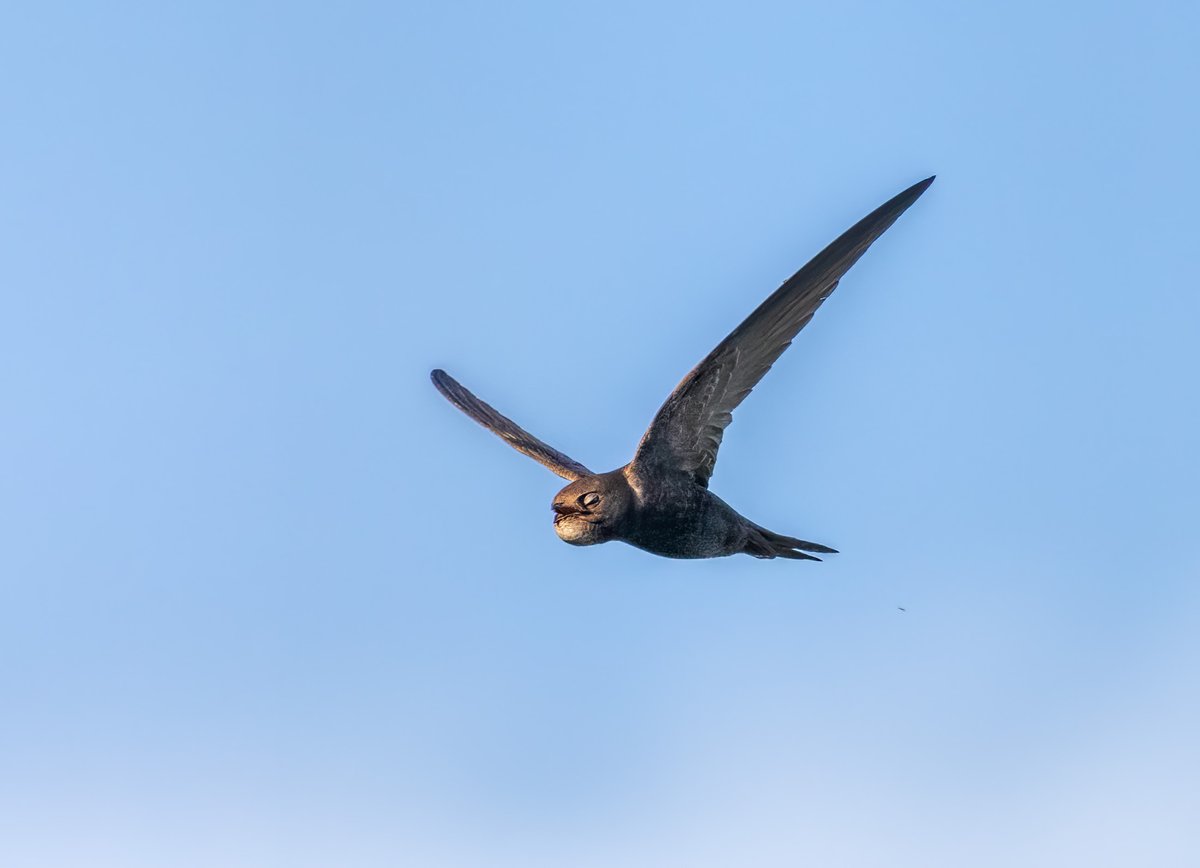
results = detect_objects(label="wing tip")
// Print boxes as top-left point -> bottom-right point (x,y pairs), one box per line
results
430,368 -> 456,394
896,174 -> 936,208
853,174 -> 934,239
430,369 -> 469,409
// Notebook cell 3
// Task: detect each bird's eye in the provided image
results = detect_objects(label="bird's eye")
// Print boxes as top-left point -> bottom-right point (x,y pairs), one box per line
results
579,492 -> 601,509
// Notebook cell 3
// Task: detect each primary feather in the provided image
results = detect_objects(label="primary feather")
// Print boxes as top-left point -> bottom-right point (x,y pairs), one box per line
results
632,176 -> 934,487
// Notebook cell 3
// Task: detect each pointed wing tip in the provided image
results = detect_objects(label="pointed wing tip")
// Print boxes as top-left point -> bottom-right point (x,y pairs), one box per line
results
898,175 -> 936,205
866,175 -> 935,229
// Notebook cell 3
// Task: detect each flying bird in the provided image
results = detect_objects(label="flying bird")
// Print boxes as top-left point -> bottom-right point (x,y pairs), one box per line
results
431,177 -> 933,560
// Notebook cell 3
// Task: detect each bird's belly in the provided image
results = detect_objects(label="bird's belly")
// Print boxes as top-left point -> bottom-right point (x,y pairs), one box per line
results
621,496 -> 744,559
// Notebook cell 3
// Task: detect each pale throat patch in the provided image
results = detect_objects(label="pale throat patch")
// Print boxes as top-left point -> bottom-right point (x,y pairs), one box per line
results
554,516 -> 594,544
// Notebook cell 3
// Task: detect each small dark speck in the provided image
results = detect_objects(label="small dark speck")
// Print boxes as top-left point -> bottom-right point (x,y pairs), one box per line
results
897,607 -> 906,612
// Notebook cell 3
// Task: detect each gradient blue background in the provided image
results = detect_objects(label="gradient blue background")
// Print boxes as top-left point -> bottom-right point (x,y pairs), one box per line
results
3,2 -> 1198,865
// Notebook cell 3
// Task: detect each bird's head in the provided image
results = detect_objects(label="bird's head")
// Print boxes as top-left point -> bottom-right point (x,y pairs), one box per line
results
551,471 -> 633,546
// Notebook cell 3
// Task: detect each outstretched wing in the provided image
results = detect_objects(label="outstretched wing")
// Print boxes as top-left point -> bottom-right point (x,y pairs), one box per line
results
631,176 -> 934,487
431,369 -> 593,481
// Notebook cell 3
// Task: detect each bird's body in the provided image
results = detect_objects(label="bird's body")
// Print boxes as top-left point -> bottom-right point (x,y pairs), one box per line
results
565,467 -> 742,559
432,177 -> 934,561
551,466 -> 830,560
621,471 -> 743,560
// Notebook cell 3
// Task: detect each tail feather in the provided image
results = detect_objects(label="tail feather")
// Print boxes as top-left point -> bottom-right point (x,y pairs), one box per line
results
770,532 -> 838,554
773,547 -> 822,561
743,524 -> 838,561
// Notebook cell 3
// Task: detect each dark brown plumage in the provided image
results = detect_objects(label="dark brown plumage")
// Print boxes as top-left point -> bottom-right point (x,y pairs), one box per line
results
432,177 -> 934,559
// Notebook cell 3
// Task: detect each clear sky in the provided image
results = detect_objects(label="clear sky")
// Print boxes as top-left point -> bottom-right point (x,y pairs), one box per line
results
2,2 -> 1198,866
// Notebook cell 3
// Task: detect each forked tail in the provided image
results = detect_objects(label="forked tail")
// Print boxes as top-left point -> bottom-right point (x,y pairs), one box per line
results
743,523 -> 838,561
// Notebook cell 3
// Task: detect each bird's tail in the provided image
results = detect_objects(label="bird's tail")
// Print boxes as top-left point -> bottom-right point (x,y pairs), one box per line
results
742,524 -> 838,561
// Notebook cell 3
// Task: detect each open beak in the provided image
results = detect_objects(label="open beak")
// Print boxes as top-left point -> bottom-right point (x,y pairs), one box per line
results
552,502 -> 579,524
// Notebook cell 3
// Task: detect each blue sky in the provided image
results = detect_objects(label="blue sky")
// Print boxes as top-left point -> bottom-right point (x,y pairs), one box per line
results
2,1 -> 1198,865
